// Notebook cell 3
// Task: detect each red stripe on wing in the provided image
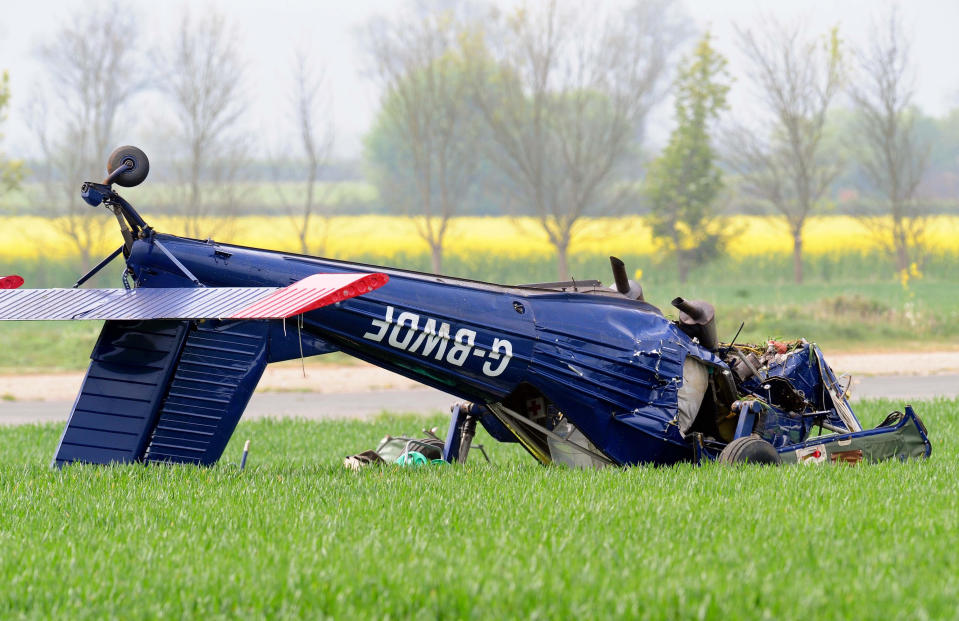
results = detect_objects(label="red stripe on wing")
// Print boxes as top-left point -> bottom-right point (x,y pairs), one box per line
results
0,275 -> 24,290
228,272 -> 388,319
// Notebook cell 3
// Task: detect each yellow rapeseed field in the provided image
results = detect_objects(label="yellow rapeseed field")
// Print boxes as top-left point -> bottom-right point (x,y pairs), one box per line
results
1,215 -> 958,261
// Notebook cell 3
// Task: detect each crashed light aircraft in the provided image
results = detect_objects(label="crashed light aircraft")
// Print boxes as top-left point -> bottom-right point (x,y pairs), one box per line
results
0,147 -> 931,468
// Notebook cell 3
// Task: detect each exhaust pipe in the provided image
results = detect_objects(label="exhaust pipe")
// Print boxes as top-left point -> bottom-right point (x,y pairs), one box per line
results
609,256 -> 645,301
671,297 -> 718,351
610,256 -> 630,294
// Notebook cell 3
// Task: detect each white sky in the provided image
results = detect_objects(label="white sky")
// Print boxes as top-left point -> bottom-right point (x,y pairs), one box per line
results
1,0 -> 957,160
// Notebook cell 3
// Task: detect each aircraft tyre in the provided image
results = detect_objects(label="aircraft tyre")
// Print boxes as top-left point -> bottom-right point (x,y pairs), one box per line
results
718,435 -> 781,465
107,145 -> 150,187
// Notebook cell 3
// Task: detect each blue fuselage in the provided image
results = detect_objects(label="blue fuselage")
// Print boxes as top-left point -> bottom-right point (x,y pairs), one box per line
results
127,234 -> 721,465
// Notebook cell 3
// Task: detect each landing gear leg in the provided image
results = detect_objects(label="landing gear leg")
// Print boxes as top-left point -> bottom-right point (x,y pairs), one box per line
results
442,402 -> 478,463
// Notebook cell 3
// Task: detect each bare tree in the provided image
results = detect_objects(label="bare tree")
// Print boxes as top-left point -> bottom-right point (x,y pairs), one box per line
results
467,0 -> 685,280
0,71 -> 23,192
274,51 -> 335,256
28,4 -> 143,269
0,71 -> 24,195
157,9 -> 248,239
849,9 -> 929,274
362,5 -> 482,274
724,21 -> 843,284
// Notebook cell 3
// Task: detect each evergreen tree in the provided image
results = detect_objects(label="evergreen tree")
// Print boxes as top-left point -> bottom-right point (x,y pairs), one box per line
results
646,33 -> 730,283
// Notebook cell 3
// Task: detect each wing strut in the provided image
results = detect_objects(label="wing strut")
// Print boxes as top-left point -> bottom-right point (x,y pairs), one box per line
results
72,245 -> 124,288
153,238 -> 203,286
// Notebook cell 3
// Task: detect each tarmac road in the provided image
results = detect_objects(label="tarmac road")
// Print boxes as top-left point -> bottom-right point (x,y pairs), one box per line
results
1,373 -> 957,426
849,374 -> 959,401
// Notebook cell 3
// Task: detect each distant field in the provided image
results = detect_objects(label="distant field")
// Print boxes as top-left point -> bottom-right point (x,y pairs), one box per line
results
0,181 -> 381,216
0,399 -> 955,619
0,214 -> 957,367
3,213 -> 959,264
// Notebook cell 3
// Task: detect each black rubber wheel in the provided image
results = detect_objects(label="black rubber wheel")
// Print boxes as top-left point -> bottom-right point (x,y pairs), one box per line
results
107,145 -> 150,187
718,435 -> 781,465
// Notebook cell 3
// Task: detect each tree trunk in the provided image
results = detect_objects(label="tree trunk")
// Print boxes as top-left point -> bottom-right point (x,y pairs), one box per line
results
189,170 -> 201,239
299,229 -> 309,256
301,167 -> 316,256
892,213 -> 909,273
674,229 -> 688,284
895,237 -> 910,274
555,241 -> 570,282
80,247 -> 92,273
792,227 -> 804,284
430,244 -> 443,275
316,217 -> 330,257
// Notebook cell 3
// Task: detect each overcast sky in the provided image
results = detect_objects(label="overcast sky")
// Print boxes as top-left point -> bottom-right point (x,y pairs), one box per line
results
1,0 -> 957,160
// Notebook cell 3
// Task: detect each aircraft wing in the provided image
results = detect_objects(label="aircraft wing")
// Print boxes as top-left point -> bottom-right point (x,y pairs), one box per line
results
0,275 -> 24,289
0,272 -> 388,321
0,272 -> 389,468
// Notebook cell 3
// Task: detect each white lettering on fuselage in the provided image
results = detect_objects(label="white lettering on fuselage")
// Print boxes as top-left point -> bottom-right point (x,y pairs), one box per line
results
362,305 -> 513,377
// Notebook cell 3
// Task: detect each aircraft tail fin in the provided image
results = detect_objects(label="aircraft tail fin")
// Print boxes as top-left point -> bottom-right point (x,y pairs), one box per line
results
53,319 -> 269,467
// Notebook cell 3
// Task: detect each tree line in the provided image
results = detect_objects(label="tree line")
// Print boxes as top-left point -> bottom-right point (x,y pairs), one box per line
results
0,1 -> 954,284
362,2 -> 941,283
0,3 -> 333,269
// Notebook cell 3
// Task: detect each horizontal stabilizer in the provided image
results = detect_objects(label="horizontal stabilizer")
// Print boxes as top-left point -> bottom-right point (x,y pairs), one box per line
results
0,272 -> 388,321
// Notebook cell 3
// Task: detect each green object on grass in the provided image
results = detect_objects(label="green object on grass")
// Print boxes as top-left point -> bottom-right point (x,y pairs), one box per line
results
395,451 -> 428,466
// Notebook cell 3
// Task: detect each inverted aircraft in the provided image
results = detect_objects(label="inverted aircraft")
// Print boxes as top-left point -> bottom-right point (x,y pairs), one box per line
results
0,147 -> 931,467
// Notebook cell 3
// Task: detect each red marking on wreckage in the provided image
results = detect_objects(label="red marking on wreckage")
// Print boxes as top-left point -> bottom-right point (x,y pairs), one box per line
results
0,275 -> 24,290
230,272 -> 389,319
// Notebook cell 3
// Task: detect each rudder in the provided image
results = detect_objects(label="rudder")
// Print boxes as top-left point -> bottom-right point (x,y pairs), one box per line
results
53,319 -> 268,467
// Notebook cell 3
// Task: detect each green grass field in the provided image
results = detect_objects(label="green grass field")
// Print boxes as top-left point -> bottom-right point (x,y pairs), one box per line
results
1,263 -> 955,373
1,399 -> 955,619
0,181 -> 382,216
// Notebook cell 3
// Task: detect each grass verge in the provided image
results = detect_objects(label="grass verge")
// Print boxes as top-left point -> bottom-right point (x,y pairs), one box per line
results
1,400 -> 956,619
1,273 -> 957,372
